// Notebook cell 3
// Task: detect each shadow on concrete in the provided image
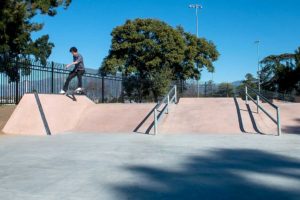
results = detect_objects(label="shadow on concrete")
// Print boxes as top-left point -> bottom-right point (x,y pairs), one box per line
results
282,118 -> 300,135
245,104 -> 264,135
133,106 -> 156,135
234,97 -> 265,135
66,94 -> 77,101
112,149 -> 300,200
134,103 -> 168,135
233,97 -> 246,133
145,104 -> 168,134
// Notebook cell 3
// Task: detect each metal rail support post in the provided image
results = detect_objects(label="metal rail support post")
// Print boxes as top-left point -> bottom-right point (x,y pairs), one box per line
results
154,109 -> 158,135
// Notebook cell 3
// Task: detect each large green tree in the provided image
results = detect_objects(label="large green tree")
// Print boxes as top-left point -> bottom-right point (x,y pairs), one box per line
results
100,18 -> 219,102
0,0 -> 71,81
260,48 -> 300,94
236,73 -> 257,98
217,82 -> 234,97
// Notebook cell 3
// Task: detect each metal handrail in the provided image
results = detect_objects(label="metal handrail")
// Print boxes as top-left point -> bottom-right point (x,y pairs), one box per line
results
153,85 -> 177,134
245,86 -> 281,136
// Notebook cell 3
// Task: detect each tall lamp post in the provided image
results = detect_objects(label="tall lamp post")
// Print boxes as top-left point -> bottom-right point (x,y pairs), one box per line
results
189,3 -> 203,97
189,4 -> 202,38
255,40 -> 261,93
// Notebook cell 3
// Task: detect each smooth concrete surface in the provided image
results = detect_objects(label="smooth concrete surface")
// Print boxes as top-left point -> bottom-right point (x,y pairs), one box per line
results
234,98 -> 278,135
276,101 -> 300,134
39,94 -> 94,134
2,94 -> 155,135
236,99 -> 300,135
159,98 -> 276,134
0,133 -> 299,200
3,94 -> 94,135
160,98 -> 300,135
74,103 -> 156,134
2,95 -> 47,135
3,95 -> 300,136
160,98 -> 242,134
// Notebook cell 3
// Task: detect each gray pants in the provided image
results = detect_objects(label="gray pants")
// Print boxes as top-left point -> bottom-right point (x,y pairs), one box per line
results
63,70 -> 85,91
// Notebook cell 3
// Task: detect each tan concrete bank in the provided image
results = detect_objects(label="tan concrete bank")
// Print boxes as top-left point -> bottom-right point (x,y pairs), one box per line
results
2,94 -> 155,135
2,95 -> 300,136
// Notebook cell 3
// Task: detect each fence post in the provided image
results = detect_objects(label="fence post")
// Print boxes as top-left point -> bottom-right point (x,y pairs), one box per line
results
154,109 -> 158,135
51,61 -> 54,94
121,76 -> 124,103
277,108 -> 281,136
102,76 -> 105,103
15,79 -> 19,104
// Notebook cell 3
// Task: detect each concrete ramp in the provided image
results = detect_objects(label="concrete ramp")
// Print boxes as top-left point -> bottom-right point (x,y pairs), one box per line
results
3,94 -> 300,136
3,94 -> 94,135
232,98 -> 300,135
160,98 -> 243,134
74,104 -> 155,133
276,101 -> 300,134
234,98 -> 277,135
2,94 -> 155,135
160,97 -> 300,135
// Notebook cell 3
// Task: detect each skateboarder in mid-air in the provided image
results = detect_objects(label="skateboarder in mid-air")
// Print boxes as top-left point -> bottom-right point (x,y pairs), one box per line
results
60,47 -> 85,94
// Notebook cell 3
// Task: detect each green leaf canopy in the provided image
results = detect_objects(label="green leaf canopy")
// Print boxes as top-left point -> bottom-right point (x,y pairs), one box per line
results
100,18 -> 219,101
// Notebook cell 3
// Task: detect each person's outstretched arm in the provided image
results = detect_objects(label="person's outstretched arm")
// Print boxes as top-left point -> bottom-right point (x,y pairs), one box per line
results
66,55 -> 83,69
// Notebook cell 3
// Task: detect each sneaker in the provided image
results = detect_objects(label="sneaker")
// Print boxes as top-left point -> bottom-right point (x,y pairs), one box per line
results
59,89 -> 66,94
75,87 -> 82,92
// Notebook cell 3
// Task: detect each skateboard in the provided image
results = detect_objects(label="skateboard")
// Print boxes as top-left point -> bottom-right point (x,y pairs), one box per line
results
65,88 -> 86,95
63,89 -> 86,101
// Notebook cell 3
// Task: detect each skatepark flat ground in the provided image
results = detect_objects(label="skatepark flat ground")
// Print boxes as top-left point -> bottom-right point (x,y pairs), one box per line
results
0,133 -> 300,200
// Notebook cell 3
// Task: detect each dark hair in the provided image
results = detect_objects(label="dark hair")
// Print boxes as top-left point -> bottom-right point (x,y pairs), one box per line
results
69,47 -> 78,53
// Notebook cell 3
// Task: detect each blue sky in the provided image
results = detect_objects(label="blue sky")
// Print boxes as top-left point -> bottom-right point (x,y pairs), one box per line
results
32,0 -> 300,83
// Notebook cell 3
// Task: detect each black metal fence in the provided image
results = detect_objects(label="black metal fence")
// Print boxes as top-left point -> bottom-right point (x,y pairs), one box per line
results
2,59 -> 295,105
260,89 -> 295,102
177,81 -> 235,98
177,81 -> 297,102
0,59 -> 123,104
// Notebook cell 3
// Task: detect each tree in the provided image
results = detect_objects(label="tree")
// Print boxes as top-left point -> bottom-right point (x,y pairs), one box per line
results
100,18 -> 219,102
0,0 -> 71,82
243,73 -> 257,89
236,73 -> 257,98
217,82 -> 234,97
295,47 -> 300,68
175,26 -> 219,81
260,51 -> 298,94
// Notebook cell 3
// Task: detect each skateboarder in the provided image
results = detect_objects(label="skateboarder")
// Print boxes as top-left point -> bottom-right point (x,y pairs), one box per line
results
60,47 -> 85,94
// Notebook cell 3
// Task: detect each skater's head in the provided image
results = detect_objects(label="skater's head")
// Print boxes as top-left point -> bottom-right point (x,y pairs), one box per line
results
69,47 -> 78,56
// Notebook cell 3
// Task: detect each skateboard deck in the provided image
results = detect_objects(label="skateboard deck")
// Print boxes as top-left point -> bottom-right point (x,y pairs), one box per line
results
62,89 -> 86,101
65,88 -> 86,95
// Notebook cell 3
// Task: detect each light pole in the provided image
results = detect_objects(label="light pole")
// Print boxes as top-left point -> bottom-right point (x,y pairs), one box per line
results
255,40 -> 261,93
189,4 -> 202,38
189,3 -> 203,97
